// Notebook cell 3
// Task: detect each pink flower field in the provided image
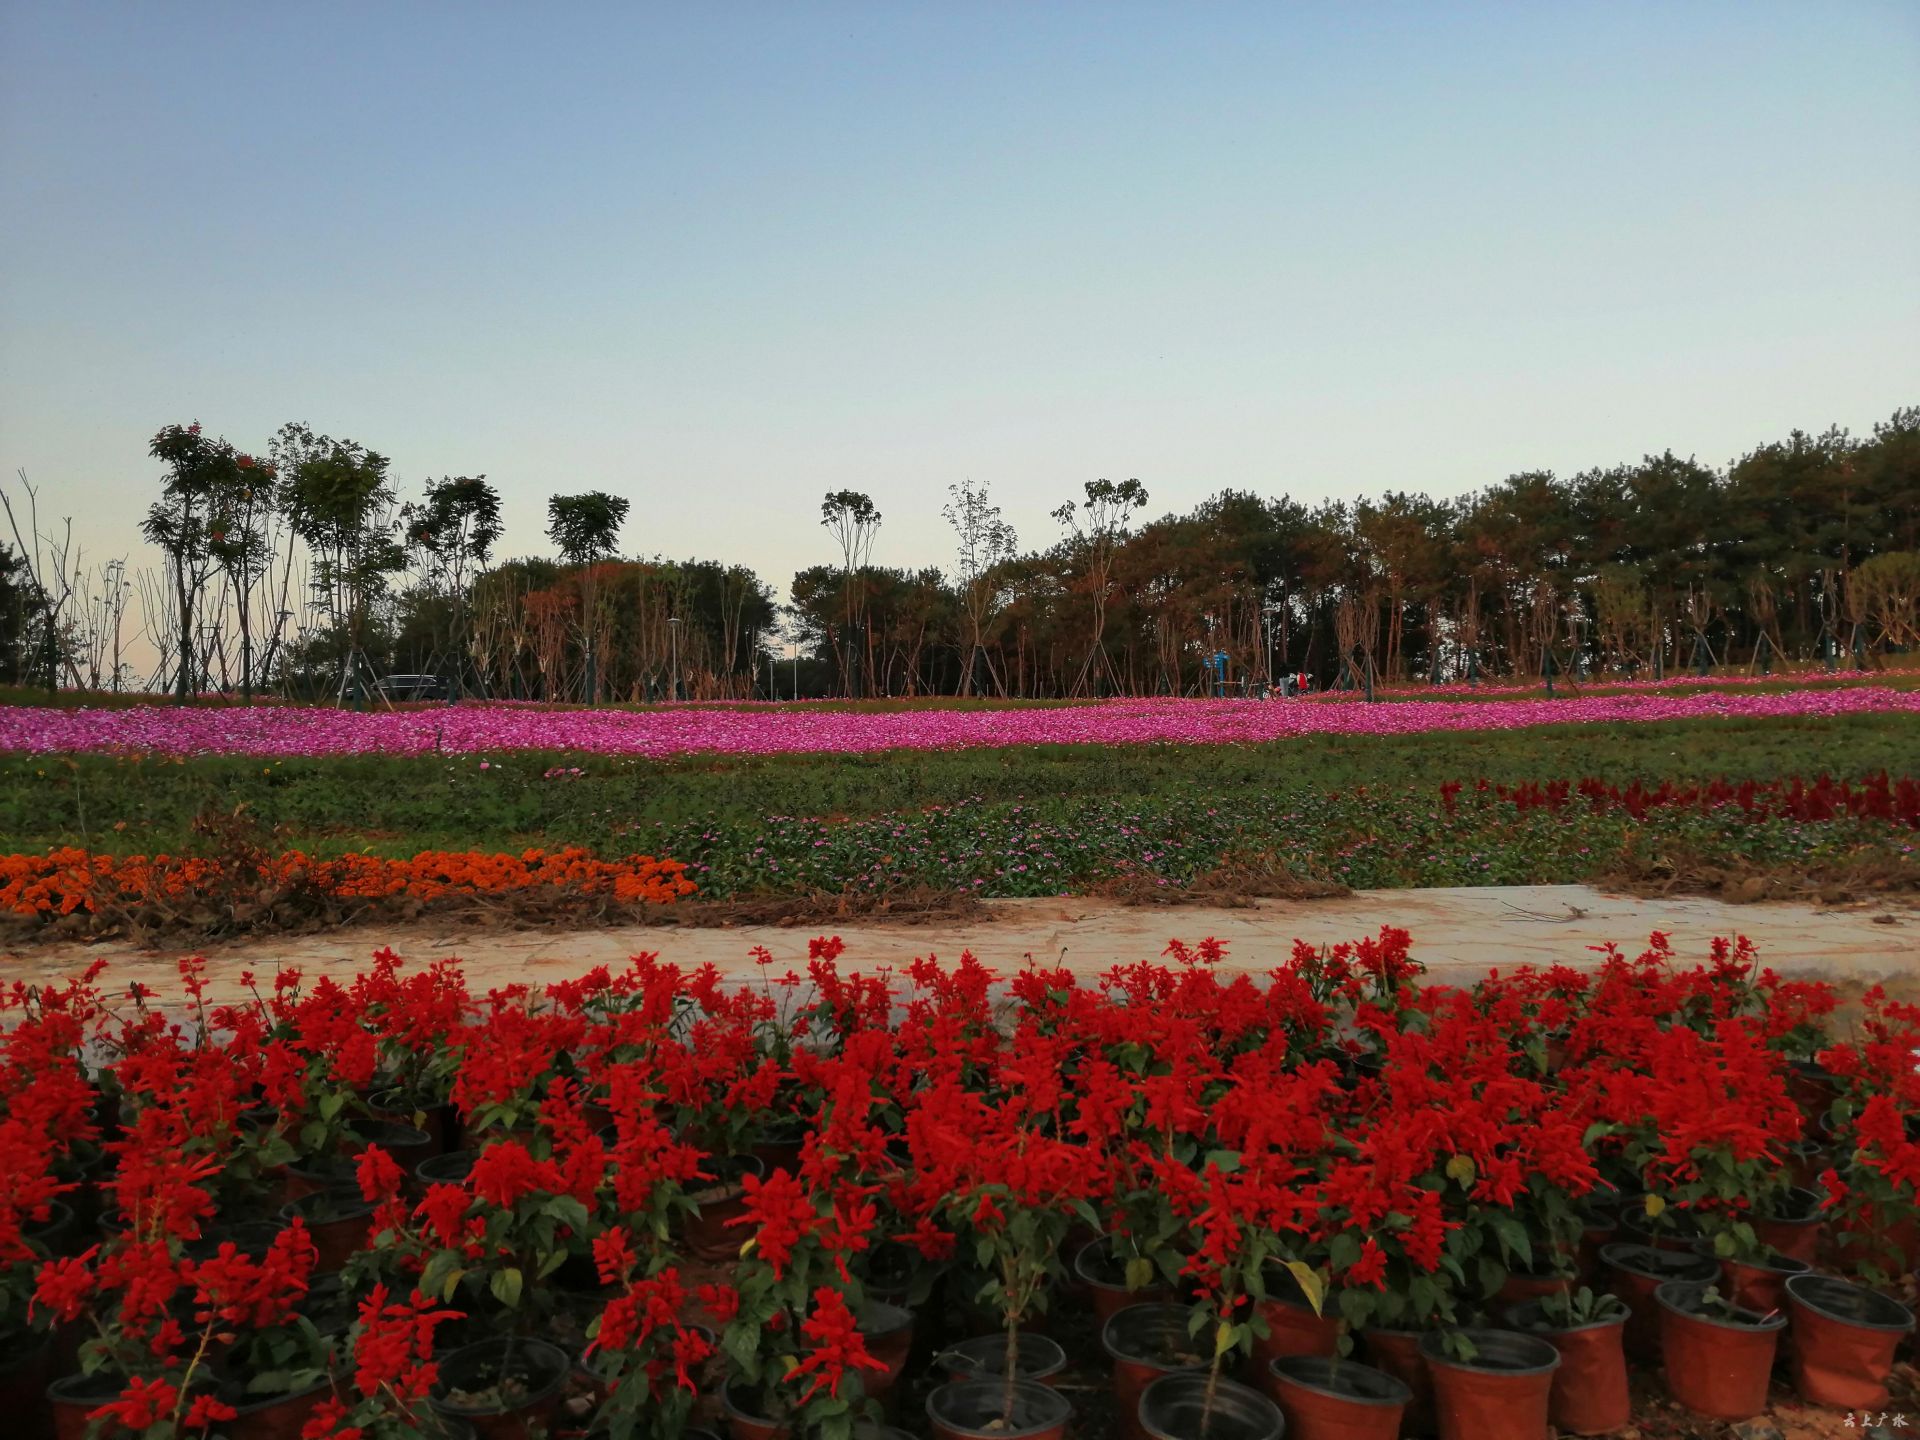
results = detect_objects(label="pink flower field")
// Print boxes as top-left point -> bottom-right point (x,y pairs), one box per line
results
1,685 -> 1916,759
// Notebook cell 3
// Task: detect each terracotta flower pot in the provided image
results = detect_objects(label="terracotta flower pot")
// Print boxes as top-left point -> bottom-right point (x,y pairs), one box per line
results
280,1190 -> 377,1273
1357,1328 -> 1433,1439
1502,1301 -> 1630,1436
1076,1238 -> 1173,1327
349,1119 -> 434,1172
1788,1060 -> 1839,1124
1599,1243 -> 1716,1362
1785,1140 -> 1829,1190
935,1333 -> 1067,1387
220,1378 -> 334,1440
1835,1203 -> 1920,1277
1102,1304 -> 1208,1440
1752,1186 -> 1825,1264
1492,1267 -> 1572,1307
1715,1250 -> 1811,1314
1138,1373 -> 1283,1440
0,1333 -> 52,1440
1418,1329 -> 1559,1440
683,1154 -> 766,1262
1654,1280 -> 1786,1421
1784,1273 -> 1916,1409
1251,1265 -> 1340,1366
860,1301 -> 916,1400
926,1378 -> 1070,1440
367,1091 -> 451,1159
1263,1355 -> 1408,1440
1574,1198 -> 1620,1290
750,1115 -> 808,1176
48,1370 -> 130,1440
721,1383 -> 792,1440
429,1337 -> 571,1440
1616,1205 -> 1704,1253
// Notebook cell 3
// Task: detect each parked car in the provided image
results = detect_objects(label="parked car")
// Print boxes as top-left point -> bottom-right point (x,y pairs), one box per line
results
375,673 -> 449,701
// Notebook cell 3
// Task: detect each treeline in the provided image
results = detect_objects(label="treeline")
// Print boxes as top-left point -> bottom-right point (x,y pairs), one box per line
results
797,413 -> 1920,697
1,408 -> 1916,701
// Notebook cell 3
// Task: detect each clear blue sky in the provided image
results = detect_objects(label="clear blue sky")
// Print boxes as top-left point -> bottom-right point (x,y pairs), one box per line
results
2,1 -> 1916,613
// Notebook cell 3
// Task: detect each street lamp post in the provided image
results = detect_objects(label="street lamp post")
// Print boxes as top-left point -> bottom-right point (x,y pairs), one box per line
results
667,616 -> 682,702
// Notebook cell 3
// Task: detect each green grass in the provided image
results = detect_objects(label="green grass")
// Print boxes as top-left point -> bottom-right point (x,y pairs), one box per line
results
3,710 -> 1913,859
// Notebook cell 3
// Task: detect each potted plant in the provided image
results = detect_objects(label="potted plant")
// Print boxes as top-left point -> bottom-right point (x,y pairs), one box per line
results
1417,1329 -> 1560,1440
915,1089 -> 1092,1439
1701,1238 -> 1810,1314
298,1286 -> 464,1439
1138,1152 -> 1319,1440
374,1134 -> 601,1338
1783,1272 -> 1916,1410
1,1116 -> 76,1440
1503,1287 -> 1630,1435
1596,1243 -> 1716,1363
718,1164 -> 888,1440
1261,1356 -> 1408,1440
430,1334 -> 572,1440
34,1219 -> 320,1440
1654,1280 -> 1787,1421
1137,1372 -> 1283,1440
1102,1305 -> 1206,1440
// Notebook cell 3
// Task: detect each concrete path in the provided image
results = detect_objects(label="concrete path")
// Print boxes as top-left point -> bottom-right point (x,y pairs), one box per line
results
6,885 -> 1916,1008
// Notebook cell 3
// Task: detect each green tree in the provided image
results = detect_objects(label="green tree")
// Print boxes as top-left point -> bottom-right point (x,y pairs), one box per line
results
284,438 -> 404,701
405,474 -> 503,694
145,422 -> 245,701
819,490 -> 881,696
548,491 -> 630,700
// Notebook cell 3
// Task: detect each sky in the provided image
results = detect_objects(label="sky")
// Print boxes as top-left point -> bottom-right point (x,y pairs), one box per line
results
2,1 -> 1917,649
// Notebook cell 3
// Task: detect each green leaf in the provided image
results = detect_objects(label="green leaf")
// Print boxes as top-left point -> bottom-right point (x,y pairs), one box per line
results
1444,1155 -> 1475,1186
1489,1215 -> 1533,1270
1337,1288 -> 1375,1329
1124,1257 -> 1156,1293
491,1266 -> 524,1310
1476,1255 -> 1505,1297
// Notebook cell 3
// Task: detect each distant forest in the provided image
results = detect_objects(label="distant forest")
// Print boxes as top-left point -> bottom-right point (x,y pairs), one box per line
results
2,408 -> 1915,700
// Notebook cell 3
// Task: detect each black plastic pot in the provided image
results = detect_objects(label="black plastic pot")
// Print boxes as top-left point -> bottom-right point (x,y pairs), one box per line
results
1138,1373 -> 1285,1440
429,1336 -> 570,1437
184,1220 -> 285,1262
0,1332 -> 52,1440
417,1150 -> 478,1186
354,1118 -> 434,1154
23,1200 -> 76,1257
927,1378 -> 1072,1440
936,1332 -> 1068,1384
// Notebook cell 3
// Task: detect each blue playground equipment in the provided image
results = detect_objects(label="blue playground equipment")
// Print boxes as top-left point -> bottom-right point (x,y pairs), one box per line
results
1205,650 -> 1230,697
